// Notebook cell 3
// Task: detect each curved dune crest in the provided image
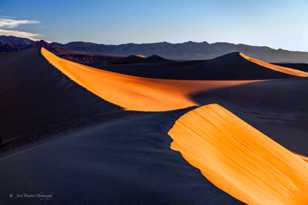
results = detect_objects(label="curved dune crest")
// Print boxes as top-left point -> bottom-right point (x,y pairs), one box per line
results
240,53 -> 308,77
168,104 -> 308,205
41,48 -> 257,111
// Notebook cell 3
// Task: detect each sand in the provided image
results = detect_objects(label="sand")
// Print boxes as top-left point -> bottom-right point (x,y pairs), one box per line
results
0,48 -> 119,147
168,104 -> 308,205
41,48 -> 258,111
0,47 -> 307,204
240,53 -> 308,77
193,78 -> 308,156
87,52 -> 295,80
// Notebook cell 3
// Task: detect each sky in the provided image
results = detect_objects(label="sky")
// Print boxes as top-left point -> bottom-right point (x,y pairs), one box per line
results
0,0 -> 308,51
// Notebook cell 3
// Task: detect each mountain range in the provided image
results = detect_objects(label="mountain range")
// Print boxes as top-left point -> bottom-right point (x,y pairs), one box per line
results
1,35 -> 308,63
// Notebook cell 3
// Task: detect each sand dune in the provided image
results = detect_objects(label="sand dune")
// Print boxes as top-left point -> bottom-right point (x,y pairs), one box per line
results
89,52 -> 298,80
0,48 -> 118,148
0,110 -> 243,205
168,104 -> 308,205
41,48 -> 258,111
0,48 -> 243,204
276,63 -> 308,72
0,47 -> 307,204
194,78 -> 308,156
240,53 -> 308,77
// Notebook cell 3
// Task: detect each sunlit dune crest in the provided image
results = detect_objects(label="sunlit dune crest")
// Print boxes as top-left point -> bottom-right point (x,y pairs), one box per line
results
41,48 -> 257,111
168,104 -> 308,205
136,54 -> 145,58
240,53 -> 308,77
297,154 -> 308,163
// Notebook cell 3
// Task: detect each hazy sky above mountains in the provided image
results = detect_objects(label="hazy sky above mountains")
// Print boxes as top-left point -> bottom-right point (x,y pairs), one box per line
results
1,0 -> 308,51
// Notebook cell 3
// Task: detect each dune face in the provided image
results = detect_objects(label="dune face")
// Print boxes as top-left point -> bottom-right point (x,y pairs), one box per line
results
0,110 -> 243,205
0,47 -> 243,205
276,63 -> 308,72
0,48 -> 118,147
1,47 -> 307,204
41,48 -> 258,111
194,78 -> 308,156
85,52 -> 297,80
240,53 -> 308,77
168,104 -> 308,205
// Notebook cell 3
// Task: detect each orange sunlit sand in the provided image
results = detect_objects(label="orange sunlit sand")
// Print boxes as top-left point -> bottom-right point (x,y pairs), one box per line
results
168,104 -> 308,205
240,53 -> 308,77
41,48 -> 258,112
41,47 -> 308,204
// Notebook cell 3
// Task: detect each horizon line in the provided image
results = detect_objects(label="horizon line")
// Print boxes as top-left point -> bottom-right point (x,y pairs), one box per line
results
1,34 -> 307,53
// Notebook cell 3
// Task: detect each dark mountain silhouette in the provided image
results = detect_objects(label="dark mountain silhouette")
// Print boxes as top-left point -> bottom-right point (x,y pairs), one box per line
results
0,36 -> 33,46
0,36 -> 34,52
1,35 -> 308,63
0,36 -> 53,52
52,40 -> 308,63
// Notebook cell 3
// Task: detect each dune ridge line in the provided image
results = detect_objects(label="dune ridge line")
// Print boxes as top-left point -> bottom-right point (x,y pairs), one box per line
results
41,48 -> 258,111
41,47 -> 308,203
240,53 -> 308,77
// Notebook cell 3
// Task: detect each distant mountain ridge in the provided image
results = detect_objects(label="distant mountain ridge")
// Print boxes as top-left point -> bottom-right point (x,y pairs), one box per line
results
0,36 -> 34,52
1,35 -> 308,63
0,36 -> 50,52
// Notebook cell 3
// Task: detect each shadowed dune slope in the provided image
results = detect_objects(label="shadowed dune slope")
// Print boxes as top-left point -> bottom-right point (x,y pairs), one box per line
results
41,48 -> 258,111
168,104 -> 308,205
0,48 -> 118,145
240,53 -> 308,77
276,63 -> 308,72
94,52 -> 304,79
0,110 -> 243,205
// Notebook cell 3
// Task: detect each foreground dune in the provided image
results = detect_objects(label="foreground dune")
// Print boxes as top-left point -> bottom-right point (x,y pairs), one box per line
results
0,110 -> 243,205
240,53 -> 308,77
168,104 -> 308,205
41,48 -> 258,111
